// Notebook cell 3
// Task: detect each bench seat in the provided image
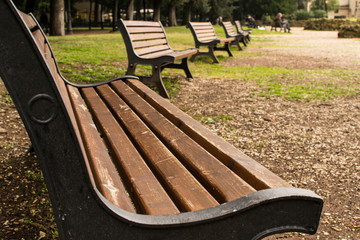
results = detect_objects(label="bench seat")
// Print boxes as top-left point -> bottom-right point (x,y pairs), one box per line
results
0,1 -> 323,239
118,19 -> 197,98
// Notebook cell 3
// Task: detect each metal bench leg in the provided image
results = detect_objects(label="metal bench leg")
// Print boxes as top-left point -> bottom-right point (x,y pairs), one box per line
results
234,38 -> 243,50
241,36 -> 247,47
224,43 -> 233,57
161,58 -> 193,79
126,63 -> 136,75
208,46 -> 220,63
152,65 -> 170,98
181,58 -> 193,79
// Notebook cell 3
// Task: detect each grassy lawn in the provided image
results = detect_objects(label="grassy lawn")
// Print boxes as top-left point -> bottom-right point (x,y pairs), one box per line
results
49,26 -> 360,101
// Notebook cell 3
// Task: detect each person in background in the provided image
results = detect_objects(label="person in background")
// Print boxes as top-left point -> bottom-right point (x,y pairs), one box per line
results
247,14 -> 255,28
275,12 -> 291,32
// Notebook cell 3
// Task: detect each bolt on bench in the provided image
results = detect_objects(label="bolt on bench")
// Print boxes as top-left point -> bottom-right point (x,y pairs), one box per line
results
118,19 -> 198,98
0,1 -> 323,239
187,22 -> 235,63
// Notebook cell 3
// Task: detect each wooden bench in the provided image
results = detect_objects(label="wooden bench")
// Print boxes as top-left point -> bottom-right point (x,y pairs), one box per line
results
0,1 -> 323,239
187,22 -> 235,63
118,19 -> 198,98
221,21 -> 247,50
234,20 -> 251,42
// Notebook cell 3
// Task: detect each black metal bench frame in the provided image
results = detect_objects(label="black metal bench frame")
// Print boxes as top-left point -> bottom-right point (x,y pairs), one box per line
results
186,22 -> 235,64
0,1 -> 323,239
118,19 -> 197,98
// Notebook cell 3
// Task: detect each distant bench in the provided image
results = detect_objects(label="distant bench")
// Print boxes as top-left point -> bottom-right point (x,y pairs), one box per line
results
0,1 -> 323,239
118,19 -> 197,98
187,22 -> 235,63
234,20 -> 251,42
221,21 -> 248,50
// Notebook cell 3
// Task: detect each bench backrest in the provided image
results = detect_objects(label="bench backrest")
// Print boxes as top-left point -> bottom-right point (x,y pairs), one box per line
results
187,22 -> 219,44
221,21 -> 237,37
118,19 -> 174,59
234,20 -> 244,34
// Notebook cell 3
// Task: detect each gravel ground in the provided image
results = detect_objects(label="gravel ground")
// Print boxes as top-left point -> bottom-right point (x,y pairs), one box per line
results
1,27 -> 360,239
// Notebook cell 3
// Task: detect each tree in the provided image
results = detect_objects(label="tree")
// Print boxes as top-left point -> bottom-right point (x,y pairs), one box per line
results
50,0 -> 65,36
153,0 -> 162,21
209,0 -> 235,22
127,0 -> 135,20
165,0 -> 189,26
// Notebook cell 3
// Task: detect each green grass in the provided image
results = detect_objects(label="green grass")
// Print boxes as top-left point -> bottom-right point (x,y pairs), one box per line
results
48,27 -> 360,101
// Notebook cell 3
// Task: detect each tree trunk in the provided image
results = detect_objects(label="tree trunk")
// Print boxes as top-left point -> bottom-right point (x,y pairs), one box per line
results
168,1 -> 176,26
50,0 -> 65,36
182,3 -> 191,25
94,0 -> 99,27
89,0 -> 92,30
127,0 -> 134,20
100,4 -> 104,29
66,0 -> 72,34
153,0 -> 162,21
143,0 -> 146,20
112,0 -> 119,31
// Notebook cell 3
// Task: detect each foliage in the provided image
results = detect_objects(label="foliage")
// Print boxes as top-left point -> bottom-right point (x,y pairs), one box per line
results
338,24 -> 360,38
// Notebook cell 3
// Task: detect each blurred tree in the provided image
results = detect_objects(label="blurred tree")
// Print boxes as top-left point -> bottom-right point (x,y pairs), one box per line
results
50,0 -> 65,35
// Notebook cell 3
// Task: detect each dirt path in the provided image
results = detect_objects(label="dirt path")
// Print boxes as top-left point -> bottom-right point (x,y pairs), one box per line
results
1,28 -> 359,239
173,28 -> 360,239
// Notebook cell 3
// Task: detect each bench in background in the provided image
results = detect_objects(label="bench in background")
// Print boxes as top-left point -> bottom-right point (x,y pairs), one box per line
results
234,20 -> 251,42
0,1 -> 323,239
118,19 -> 197,98
187,22 -> 235,63
221,21 -> 247,50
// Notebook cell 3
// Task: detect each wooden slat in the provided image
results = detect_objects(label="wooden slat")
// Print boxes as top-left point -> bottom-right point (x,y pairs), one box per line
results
81,87 -> 180,215
132,39 -> 168,49
219,37 -> 235,43
172,49 -> 198,61
127,26 -> 163,34
111,81 -> 256,203
68,86 -> 137,213
197,32 -> 216,38
130,33 -> 166,41
124,20 -> 161,27
18,11 -> 37,29
32,29 -> 45,54
125,79 -> 292,190
198,36 -> 218,43
141,49 -> 174,59
135,44 -> 170,56
96,84 -> 219,212
190,22 -> 212,26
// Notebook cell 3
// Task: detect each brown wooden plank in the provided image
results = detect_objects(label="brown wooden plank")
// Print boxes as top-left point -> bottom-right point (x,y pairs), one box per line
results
124,20 -> 161,27
197,33 -> 216,39
132,39 -> 168,49
190,22 -> 212,26
141,49 -> 174,59
32,29 -> 45,54
67,85 -> 137,213
198,36 -> 218,43
127,27 -> 163,34
130,33 -> 166,41
96,84 -> 219,212
125,79 -> 292,190
172,49 -> 198,61
110,81 -> 257,202
135,44 -> 170,56
219,37 -> 235,43
18,11 -> 37,29
80,87 -> 180,215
